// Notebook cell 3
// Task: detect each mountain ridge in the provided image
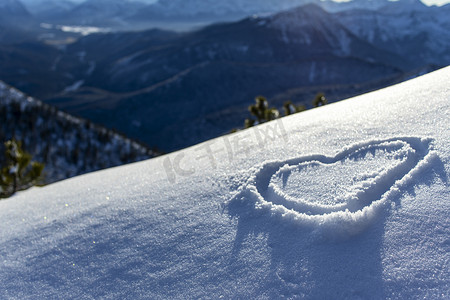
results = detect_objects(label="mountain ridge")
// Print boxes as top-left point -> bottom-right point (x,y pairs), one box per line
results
18,0 -> 434,29
0,80 -> 159,183
40,3 -> 445,151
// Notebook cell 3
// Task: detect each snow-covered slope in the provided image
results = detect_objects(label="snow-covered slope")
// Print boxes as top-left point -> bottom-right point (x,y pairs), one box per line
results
0,67 -> 449,298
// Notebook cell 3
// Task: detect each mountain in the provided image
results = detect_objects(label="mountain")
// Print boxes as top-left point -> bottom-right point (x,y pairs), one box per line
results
131,0 -> 309,22
0,0 -> 33,27
0,0 -> 30,17
0,0 -> 42,44
20,0 -> 78,19
43,4 -> 440,151
36,0 -> 147,27
319,0 -> 425,12
21,0 -> 420,30
0,25 -> 36,44
0,66 -> 448,299
129,0 -> 426,24
335,2 -> 450,67
14,0 -> 434,31
0,80 -> 158,183
0,40 -> 80,97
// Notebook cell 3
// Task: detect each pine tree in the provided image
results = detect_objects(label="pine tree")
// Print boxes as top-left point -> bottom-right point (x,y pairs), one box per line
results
246,96 -> 280,128
244,118 -> 255,129
283,101 -> 307,116
313,93 -> 328,107
0,139 -> 44,198
239,96 -> 311,130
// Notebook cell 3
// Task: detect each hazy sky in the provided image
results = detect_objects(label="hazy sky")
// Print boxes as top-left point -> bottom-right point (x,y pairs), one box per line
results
26,0 -> 450,6
143,0 -> 450,4
332,0 -> 449,5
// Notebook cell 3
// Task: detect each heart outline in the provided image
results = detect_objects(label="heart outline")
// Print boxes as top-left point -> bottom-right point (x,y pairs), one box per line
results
227,137 -> 437,235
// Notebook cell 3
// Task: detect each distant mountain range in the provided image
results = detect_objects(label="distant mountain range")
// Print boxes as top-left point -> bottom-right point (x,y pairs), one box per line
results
12,0 -> 438,29
35,0 -> 147,27
130,0 -> 418,22
20,0 -> 79,19
0,81 -> 158,183
0,1 -> 448,152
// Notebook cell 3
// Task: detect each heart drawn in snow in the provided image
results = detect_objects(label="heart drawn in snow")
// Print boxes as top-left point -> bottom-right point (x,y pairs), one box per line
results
228,137 -> 436,235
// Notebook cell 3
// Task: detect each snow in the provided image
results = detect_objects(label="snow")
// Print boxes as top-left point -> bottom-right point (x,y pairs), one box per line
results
57,25 -> 110,36
0,67 -> 449,298
63,80 -> 84,92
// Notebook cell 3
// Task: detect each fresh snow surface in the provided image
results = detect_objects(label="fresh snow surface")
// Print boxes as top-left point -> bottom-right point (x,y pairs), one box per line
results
1,67 -> 449,299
